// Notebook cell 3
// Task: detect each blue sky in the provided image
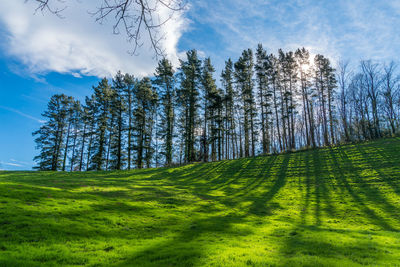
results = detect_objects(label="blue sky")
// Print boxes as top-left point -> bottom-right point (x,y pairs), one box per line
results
0,0 -> 399,170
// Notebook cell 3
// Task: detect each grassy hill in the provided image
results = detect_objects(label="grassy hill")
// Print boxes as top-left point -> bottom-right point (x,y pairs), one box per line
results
1,138 -> 400,266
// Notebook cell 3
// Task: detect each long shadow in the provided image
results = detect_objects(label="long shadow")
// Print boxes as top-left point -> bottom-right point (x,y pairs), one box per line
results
206,157 -> 262,191
356,144 -> 400,197
328,148 -> 396,231
111,154 -> 292,266
207,155 -> 280,211
0,169 -> 160,191
154,160 -> 231,185
337,146 -> 400,224
112,212 -> 250,267
276,224 -> 391,266
0,199 -> 162,240
312,149 -> 335,226
300,150 -> 312,225
247,153 -> 290,216
229,155 -> 278,198
313,150 -> 322,226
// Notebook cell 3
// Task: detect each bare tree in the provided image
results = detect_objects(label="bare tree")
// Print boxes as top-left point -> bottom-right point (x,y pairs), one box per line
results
382,62 -> 399,134
337,60 -> 351,142
28,0 -> 186,57
361,60 -> 382,138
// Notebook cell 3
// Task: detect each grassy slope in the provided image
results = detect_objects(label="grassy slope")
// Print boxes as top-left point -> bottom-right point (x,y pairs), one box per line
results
1,138 -> 400,266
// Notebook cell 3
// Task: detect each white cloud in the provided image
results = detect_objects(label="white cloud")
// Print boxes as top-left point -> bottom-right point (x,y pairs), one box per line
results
187,0 -> 400,70
0,0 -> 188,77
0,161 -> 23,167
0,105 -> 45,123
10,159 -> 32,166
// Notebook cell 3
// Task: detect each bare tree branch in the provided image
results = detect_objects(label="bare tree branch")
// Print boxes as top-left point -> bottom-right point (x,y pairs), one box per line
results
27,0 -> 67,18
27,0 -> 186,58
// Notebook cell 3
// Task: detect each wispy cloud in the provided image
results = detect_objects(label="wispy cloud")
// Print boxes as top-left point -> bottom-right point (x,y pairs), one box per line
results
0,161 -> 23,167
10,159 -> 32,166
0,159 -> 32,170
0,0 -> 189,77
0,105 -> 45,123
186,0 -> 400,69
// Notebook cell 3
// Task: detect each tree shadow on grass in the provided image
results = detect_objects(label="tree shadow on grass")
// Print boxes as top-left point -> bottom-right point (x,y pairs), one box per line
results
277,225 -> 396,266
165,157 -> 259,192
150,161 -> 231,186
247,153 -> 290,216
0,168 -> 173,191
328,148 -> 396,231
110,154 -> 292,266
356,144 -> 400,197
311,149 -> 336,226
338,146 -> 400,223
113,213 -> 251,267
4,141 -> 400,265
229,155 -> 278,198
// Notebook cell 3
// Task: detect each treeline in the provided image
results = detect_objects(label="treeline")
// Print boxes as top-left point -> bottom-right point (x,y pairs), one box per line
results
33,46 -> 400,171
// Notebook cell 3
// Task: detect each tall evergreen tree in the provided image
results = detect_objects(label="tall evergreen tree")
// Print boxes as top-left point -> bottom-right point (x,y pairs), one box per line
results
91,78 -> 114,170
177,50 -> 202,162
133,78 -> 158,168
108,71 -> 127,170
201,57 -> 219,161
255,44 -> 272,154
121,73 -> 137,170
235,49 -> 257,157
154,58 -> 175,166
33,94 -> 72,170
221,58 -> 237,159
69,100 -> 83,172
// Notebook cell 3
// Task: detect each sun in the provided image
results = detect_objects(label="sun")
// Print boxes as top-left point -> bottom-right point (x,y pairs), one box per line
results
301,63 -> 311,73
299,61 -> 315,74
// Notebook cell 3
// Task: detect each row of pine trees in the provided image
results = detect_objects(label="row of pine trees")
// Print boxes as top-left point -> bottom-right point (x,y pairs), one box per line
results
33,46 -> 400,171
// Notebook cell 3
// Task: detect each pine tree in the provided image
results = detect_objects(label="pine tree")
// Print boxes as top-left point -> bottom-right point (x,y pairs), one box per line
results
177,50 -> 202,162
60,97 -> 75,171
154,58 -> 175,166
234,49 -> 256,157
33,94 -> 72,170
78,96 -> 95,171
202,57 -> 220,161
133,77 -> 158,168
109,71 -> 127,170
221,59 -> 237,159
295,48 -> 316,148
69,100 -> 83,171
122,73 -> 137,170
91,78 -> 113,171
255,44 -> 272,154
83,95 -> 97,171
314,55 -> 336,145
283,51 -> 297,149
266,53 -> 283,151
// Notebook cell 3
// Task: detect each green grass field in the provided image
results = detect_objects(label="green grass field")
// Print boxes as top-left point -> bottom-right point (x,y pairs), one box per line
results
1,138 -> 400,266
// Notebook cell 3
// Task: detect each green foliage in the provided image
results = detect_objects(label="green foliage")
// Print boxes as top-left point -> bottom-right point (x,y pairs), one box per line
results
234,49 -> 257,157
154,58 -> 176,166
2,138 -> 400,266
33,94 -> 74,171
177,50 -> 202,163
133,77 -> 158,169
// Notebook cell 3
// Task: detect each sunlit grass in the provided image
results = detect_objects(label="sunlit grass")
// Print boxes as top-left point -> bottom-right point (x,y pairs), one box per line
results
1,138 -> 400,266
